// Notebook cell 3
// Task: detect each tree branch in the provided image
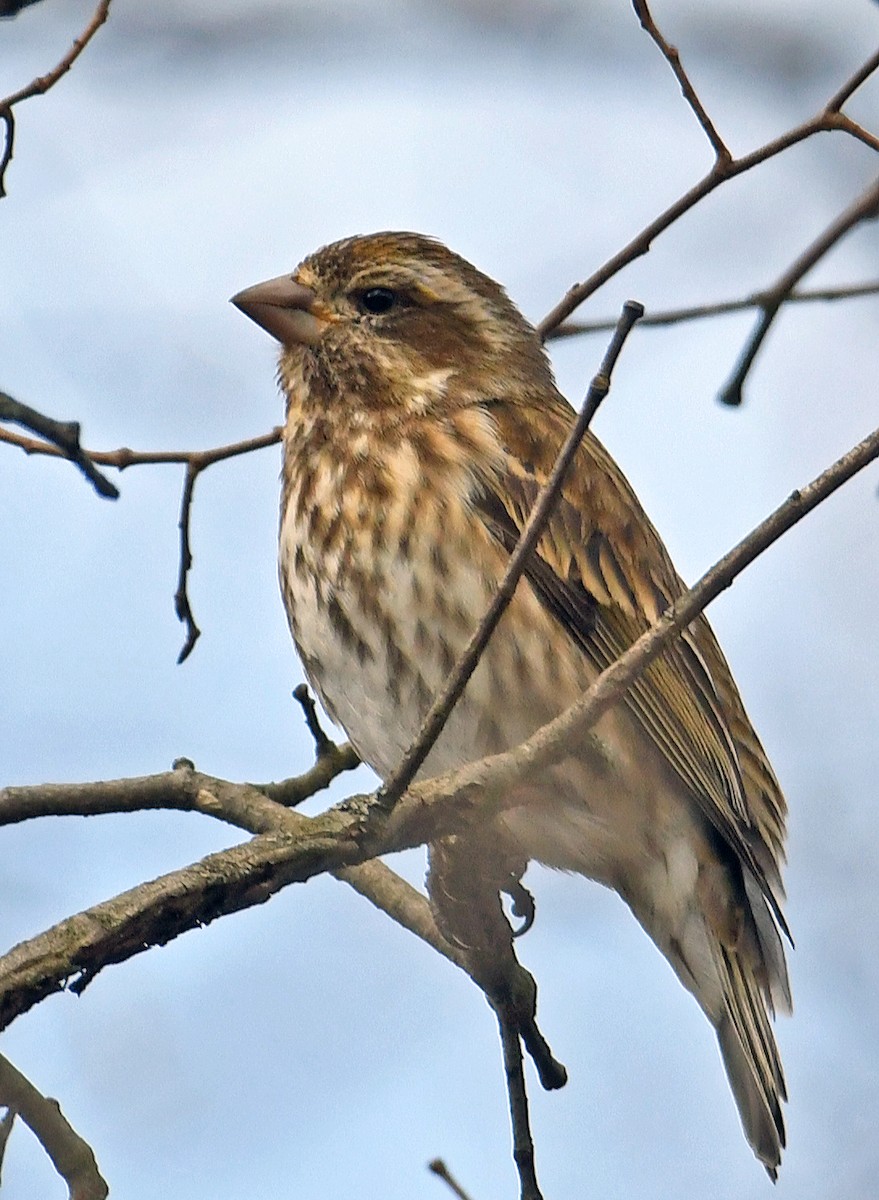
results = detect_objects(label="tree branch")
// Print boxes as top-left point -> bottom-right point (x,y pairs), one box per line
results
546,279 -> 879,339
718,174 -> 879,406
0,420 -> 283,660
0,392 -> 118,499
537,41 -> 879,337
497,1011 -> 542,1200
0,0 -> 112,197
0,1054 -> 107,1200
632,0 -> 731,163
428,1160 -> 475,1200
2,420 -> 876,1037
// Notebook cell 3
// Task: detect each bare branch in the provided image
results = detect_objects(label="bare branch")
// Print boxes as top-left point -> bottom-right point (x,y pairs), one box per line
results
3,420 -> 875,1038
718,175 -> 879,406
547,279 -> 879,339
428,1160 -> 475,1200
825,45 -> 879,113
0,0 -> 112,197
632,0 -> 731,163
0,392 -> 118,499
537,46 -> 879,337
292,683 -> 336,758
0,426 -> 282,469
166,430 -> 283,662
1,421 -> 282,659
418,423 -> 879,841
174,461 -> 201,661
497,1013 -> 542,1200
378,300 -> 644,809
0,1054 -> 108,1200
0,746 -> 357,828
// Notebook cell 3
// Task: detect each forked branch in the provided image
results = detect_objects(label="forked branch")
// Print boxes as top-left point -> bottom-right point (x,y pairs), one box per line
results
2,420 -> 877,1040
0,0 -> 112,196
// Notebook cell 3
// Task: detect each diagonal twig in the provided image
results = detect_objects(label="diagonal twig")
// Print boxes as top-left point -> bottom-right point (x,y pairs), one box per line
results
428,1160 -> 475,1200
717,174 -> 879,406
537,44 -> 879,338
632,0 -> 731,163
0,1054 -> 107,1200
292,684 -> 336,758
825,45 -> 879,113
377,300 -> 644,810
0,391 -> 118,498
0,0 -> 112,197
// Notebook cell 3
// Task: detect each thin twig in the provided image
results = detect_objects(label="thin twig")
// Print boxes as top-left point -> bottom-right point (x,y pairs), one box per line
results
2,421 -> 282,659
377,300 -> 644,810
0,0 -> 112,197
0,392 -> 118,498
825,45 -> 879,112
174,461 -> 200,661
0,749 -> 357,828
632,0 -> 731,163
0,1054 -> 108,1200
292,684 -> 336,758
718,175 -> 879,406
428,1160 -> 475,1200
170,429 -> 282,661
497,1013 -> 542,1200
547,279 -> 879,339
537,45 -> 879,337
450,423 -> 879,822
0,426 -> 283,469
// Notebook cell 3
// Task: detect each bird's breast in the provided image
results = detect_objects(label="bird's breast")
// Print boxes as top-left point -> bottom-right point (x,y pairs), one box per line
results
278,419 -> 590,782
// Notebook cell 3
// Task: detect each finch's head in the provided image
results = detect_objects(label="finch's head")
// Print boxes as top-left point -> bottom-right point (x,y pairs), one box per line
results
232,232 -> 555,413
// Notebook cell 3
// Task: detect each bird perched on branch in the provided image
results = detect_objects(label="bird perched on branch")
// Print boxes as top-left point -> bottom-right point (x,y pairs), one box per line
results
232,231 -> 791,1177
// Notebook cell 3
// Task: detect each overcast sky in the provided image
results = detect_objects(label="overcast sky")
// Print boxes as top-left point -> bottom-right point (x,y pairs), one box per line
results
2,2 -> 879,1198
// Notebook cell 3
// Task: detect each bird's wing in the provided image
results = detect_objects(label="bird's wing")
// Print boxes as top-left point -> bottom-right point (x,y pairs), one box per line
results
472,401 -> 788,928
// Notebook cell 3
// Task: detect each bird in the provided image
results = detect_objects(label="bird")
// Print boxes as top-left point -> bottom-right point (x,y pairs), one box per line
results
231,231 -> 791,1177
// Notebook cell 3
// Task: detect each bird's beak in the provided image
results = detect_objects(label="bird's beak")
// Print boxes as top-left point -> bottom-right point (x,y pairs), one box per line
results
230,274 -> 331,346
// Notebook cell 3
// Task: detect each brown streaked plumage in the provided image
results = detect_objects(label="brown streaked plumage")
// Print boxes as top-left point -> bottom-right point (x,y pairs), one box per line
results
232,232 -> 791,1176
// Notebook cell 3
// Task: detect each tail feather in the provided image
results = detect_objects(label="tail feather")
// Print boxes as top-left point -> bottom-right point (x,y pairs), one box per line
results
713,943 -> 787,1179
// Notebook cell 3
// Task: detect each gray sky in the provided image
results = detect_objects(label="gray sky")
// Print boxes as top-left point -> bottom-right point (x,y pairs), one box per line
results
2,2 -> 879,1197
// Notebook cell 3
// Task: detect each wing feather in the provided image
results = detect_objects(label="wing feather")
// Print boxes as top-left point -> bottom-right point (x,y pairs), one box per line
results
471,400 -> 788,931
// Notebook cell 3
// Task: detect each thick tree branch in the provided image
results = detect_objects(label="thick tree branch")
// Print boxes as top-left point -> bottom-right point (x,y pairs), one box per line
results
2,421 -> 877,1037
0,0 -> 112,197
0,1054 -> 107,1200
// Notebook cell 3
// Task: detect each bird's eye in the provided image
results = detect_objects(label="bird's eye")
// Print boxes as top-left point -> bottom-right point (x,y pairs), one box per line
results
357,287 -> 398,315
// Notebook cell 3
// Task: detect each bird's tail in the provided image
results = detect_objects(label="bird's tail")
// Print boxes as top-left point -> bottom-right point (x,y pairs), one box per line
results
710,891 -> 790,1180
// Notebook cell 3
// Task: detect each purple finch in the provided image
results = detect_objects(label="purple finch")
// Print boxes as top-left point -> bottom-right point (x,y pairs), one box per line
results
233,232 -> 790,1176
